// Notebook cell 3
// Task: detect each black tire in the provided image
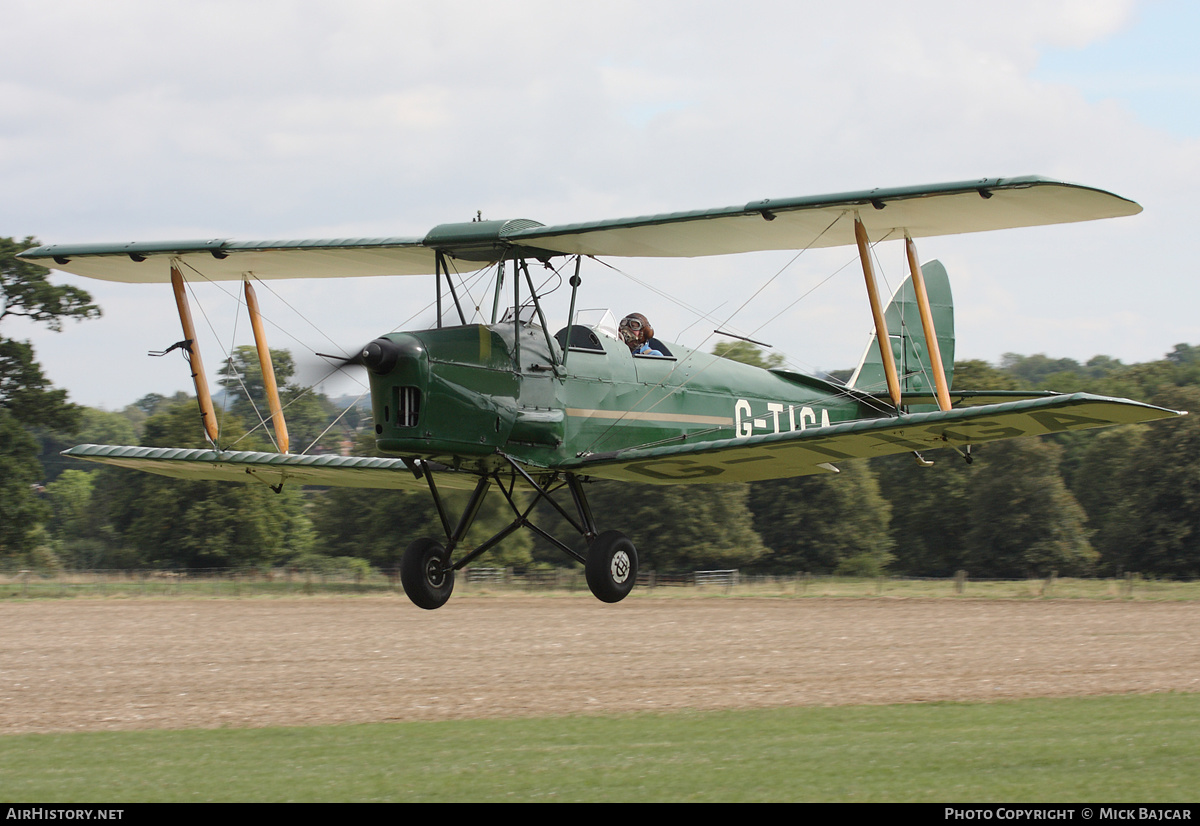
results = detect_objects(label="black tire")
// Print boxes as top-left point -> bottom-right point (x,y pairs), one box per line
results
400,537 -> 455,610
585,530 -> 638,603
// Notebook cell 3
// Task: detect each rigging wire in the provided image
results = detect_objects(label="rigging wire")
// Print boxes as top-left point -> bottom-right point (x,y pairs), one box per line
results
176,257 -> 502,454
174,262 -> 373,452
178,263 -> 350,451
168,214 -> 931,460
578,211 -> 849,455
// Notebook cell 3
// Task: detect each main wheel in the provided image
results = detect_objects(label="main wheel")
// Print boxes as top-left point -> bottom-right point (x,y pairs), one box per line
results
400,537 -> 455,610
585,530 -> 638,604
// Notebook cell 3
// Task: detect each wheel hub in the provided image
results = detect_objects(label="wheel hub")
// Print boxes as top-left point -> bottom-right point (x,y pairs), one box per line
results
610,550 -> 631,584
425,557 -> 446,587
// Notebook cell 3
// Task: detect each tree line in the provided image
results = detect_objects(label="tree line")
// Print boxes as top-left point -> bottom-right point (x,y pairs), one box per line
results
4,236 -> 1200,579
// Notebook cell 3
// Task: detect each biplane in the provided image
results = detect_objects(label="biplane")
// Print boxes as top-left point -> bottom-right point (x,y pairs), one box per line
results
19,176 -> 1183,609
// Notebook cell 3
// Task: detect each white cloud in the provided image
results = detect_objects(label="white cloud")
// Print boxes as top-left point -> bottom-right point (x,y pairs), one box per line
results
6,0 -> 1196,407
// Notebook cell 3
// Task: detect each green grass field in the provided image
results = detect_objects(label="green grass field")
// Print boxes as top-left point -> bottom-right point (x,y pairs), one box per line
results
2,693 -> 1197,802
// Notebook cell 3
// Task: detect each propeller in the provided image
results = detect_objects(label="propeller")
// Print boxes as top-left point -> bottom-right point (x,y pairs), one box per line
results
316,337 -> 403,374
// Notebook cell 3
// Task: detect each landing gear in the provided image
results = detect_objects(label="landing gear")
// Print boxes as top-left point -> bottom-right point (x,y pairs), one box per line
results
400,537 -> 455,610
395,457 -> 637,610
585,530 -> 638,604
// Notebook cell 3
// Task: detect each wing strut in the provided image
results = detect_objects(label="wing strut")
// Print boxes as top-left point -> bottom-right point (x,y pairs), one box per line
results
905,234 -> 952,412
243,278 -> 290,453
854,216 -> 902,410
170,264 -> 220,445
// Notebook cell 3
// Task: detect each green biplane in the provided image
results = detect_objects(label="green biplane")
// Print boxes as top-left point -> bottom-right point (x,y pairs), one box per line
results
19,176 -> 1183,609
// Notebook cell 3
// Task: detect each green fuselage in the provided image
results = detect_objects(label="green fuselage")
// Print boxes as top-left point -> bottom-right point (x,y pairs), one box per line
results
367,321 -> 883,475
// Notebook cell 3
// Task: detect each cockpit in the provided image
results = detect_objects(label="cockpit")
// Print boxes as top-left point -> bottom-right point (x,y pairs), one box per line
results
551,309 -> 673,358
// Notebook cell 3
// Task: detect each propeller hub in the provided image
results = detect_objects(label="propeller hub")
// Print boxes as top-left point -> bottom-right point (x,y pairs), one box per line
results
357,334 -> 426,376
360,337 -> 401,374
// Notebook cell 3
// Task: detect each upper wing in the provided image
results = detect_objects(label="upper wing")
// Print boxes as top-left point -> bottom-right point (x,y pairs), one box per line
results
510,176 -> 1142,259
20,177 -> 1139,282
562,393 -> 1182,485
61,444 -> 483,491
18,235 -> 433,284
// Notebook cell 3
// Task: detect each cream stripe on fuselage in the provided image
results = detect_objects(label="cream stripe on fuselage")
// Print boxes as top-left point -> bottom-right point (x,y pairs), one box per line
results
565,408 -> 734,426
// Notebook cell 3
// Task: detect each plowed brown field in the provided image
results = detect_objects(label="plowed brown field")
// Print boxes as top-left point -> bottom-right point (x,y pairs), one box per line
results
2,595 -> 1197,734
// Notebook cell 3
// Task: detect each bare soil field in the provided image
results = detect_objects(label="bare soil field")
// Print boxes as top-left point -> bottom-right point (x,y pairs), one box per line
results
1,594 -> 1197,734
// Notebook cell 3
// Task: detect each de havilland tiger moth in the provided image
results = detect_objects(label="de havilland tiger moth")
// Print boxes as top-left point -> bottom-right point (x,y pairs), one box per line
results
19,176 -> 1183,609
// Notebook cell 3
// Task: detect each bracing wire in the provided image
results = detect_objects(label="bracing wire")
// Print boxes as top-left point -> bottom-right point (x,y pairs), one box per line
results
176,257 -> 504,455
578,211 -> 849,455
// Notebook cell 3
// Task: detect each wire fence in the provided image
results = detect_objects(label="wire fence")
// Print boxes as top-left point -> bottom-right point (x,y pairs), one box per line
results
1,567 -> 1197,601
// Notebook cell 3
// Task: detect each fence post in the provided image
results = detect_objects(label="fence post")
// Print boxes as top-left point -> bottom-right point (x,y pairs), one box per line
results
955,570 -> 967,595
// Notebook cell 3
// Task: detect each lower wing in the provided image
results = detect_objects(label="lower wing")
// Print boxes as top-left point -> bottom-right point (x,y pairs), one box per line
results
64,393 -> 1182,489
60,445 -> 479,492
562,393 -> 1184,484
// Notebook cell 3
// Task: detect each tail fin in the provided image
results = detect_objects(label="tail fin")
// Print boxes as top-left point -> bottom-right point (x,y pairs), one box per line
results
848,260 -> 955,406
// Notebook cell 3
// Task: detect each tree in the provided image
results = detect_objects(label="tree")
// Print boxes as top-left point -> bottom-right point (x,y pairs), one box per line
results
577,481 -> 767,572
999,353 -> 1084,388
1074,386 -> 1200,578
962,437 -> 1096,578
953,359 -> 1021,391
309,432 -> 533,570
1,236 -> 99,429
0,237 -> 101,557
749,459 -> 894,575
311,486 -> 535,571
216,345 -> 339,453
0,339 -> 78,431
873,450 -> 975,577
0,408 -> 49,560
713,339 -> 785,369
1071,425 -> 1146,575
43,468 -> 136,569
1,238 -> 100,331
99,399 -> 314,568
39,406 -> 140,482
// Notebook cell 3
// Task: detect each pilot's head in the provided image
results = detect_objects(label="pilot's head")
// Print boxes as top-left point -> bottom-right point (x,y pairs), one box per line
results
619,313 -> 653,350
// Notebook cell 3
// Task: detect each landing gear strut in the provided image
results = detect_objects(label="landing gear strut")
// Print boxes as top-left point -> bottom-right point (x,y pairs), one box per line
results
397,457 -> 638,609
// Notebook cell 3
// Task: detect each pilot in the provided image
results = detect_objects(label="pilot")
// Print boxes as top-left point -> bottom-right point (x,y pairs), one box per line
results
619,313 -> 663,356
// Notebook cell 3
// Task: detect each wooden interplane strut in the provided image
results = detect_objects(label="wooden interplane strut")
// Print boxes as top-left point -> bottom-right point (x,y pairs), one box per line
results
243,278 -> 290,453
169,264 -> 220,445
854,216 -> 902,409
905,234 -> 952,412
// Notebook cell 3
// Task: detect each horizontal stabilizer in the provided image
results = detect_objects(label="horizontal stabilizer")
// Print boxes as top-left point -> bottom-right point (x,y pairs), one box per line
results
897,390 -> 1063,407
567,393 -> 1183,485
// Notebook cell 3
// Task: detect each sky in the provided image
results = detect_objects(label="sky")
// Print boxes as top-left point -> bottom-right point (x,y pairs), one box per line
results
3,0 -> 1199,409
